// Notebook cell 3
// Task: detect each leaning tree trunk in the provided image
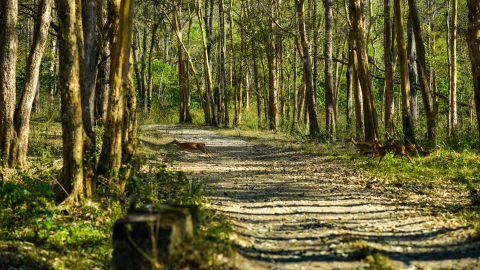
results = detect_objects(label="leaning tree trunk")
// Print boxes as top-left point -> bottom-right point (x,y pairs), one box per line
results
296,0 -> 321,138
9,0 -> 53,167
394,0 -> 416,143
383,0 -> 395,138
0,0 -> 18,162
408,0 -> 436,141
97,0 -> 134,187
57,0 -> 85,203
467,0 -> 480,137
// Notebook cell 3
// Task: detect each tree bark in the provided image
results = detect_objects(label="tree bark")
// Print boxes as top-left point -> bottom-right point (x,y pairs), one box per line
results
252,38 -> 262,128
97,0 -> 134,186
80,0 -> 98,196
394,0 -> 416,143
324,0 -> 335,141
383,0 -> 394,138
408,0 -> 436,140
9,0 -> 53,167
219,0 -> 228,127
349,0 -> 378,141
57,0 -> 85,202
467,0 -> 480,137
95,0 -> 110,125
146,23 -> 158,112
197,0 -> 217,126
448,0 -> 458,136
296,0 -> 321,137
0,0 -> 18,162
407,16 -> 418,122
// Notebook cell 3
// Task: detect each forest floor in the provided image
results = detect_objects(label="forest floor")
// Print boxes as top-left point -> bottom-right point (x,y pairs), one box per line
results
141,125 -> 480,270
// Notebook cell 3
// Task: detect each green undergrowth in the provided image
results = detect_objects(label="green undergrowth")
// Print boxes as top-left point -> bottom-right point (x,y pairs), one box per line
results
0,121 -> 233,269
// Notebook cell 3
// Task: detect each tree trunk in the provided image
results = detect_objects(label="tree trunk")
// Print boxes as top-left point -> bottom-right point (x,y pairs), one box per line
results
80,0 -> 98,196
95,0 -> 110,125
292,45 -> 298,130
0,0 -> 18,162
448,0 -> 458,136
407,16 -> 418,123
296,0 -> 321,138
9,0 -> 53,167
197,0 -> 217,126
140,27 -> 147,111
219,0 -> 228,127
252,38 -> 262,128
408,0 -> 436,141
394,0 -> 416,143
324,0 -> 335,141
57,0 -> 85,203
467,0 -> 480,137
97,0 -> 134,186
146,23 -> 158,112
383,0 -> 394,138
312,0 -> 319,106
349,0 -> 378,141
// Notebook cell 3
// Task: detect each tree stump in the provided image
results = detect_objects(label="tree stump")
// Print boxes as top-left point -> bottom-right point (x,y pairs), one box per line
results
112,206 -> 195,270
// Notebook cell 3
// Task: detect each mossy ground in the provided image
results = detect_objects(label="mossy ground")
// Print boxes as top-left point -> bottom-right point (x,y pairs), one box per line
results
0,121 -> 233,269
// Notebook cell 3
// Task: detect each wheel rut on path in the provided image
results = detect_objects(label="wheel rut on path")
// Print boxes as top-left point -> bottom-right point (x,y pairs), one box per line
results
142,125 -> 480,270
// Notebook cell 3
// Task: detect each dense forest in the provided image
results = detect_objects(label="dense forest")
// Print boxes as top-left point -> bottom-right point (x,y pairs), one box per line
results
0,0 -> 480,269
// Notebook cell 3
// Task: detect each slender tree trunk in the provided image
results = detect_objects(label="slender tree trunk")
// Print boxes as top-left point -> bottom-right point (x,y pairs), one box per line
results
394,0 -> 416,143
0,0 -> 18,162
448,0 -> 458,136
95,0 -> 110,125
467,0 -> 480,137
9,0 -> 53,167
80,0 -> 98,196
97,0 -> 134,186
349,0 -> 377,141
146,23 -> 158,111
313,0 -> 319,106
252,38 -> 262,128
266,45 -> 277,130
57,0 -> 85,202
384,0 -> 394,138
292,45 -> 298,130
408,0 -> 436,140
219,0 -> 228,126
121,63 -> 137,189
132,30 -> 143,108
324,0 -> 335,140
407,16 -> 418,122
346,64 -> 353,134
296,0 -> 321,137
197,0 -> 217,126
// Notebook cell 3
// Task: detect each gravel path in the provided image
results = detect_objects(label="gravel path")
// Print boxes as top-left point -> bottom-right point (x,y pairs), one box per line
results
142,125 -> 480,270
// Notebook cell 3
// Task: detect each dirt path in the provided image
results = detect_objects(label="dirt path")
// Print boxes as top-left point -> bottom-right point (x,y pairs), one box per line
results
142,125 -> 480,270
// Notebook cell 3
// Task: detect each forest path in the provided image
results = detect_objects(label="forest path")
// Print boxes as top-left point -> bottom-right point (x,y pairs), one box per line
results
141,125 -> 480,270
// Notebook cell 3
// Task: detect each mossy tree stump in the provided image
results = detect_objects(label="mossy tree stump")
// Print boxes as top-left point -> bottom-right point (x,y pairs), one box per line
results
112,206 -> 195,270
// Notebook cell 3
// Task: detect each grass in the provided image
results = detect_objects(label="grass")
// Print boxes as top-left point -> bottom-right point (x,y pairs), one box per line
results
0,120 -> 234,269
